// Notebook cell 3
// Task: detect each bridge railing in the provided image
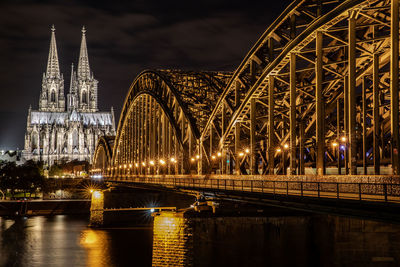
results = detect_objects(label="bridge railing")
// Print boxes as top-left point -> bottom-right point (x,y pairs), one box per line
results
109,176 -> 400,203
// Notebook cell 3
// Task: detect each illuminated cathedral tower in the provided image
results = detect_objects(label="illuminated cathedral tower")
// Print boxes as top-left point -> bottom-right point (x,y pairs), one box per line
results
23,26 -> 115,166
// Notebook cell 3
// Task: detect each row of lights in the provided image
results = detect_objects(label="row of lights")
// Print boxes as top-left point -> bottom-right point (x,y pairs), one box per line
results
106,157 -> 178,171
97,137 -> 350,172
272,137 -> 348,153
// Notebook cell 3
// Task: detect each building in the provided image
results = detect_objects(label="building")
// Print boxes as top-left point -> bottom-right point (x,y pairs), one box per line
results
23,25 -> 115,166
0,150 -> 22,164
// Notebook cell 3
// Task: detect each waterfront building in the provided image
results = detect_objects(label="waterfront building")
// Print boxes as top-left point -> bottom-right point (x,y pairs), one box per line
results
23,26 -> 115,166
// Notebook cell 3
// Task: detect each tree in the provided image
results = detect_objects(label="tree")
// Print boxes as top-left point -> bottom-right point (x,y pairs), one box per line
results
0,160 -> 44,199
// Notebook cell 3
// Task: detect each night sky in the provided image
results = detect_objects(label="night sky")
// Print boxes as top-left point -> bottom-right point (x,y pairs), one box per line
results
0,0 -> 290,150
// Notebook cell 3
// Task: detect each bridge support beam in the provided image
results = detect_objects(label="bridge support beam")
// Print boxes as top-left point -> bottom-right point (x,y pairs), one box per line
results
391,0 -> 400,175
221,104 -> 226,174
373,53 -> 380,174
289,52 -> 297,175
198,138 -> 203,175
316,30 -> 325,175
344,75 -> 349,175
250,98 -> 257,174
362,76 -> 367,175
348,15 -> 357,175
337,99 -> 341,175
268,76 -> 275,175
235,80 -> 241,175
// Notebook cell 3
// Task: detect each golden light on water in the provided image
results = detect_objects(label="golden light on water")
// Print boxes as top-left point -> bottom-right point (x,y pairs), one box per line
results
80,230 -> 112,267
81,230 -> 98,245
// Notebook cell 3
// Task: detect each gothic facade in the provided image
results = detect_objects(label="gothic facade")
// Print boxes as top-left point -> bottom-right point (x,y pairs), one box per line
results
23,26 -> 115,166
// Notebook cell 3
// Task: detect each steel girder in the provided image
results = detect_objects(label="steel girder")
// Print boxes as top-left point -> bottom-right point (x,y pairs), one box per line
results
201,0 -> 399,175
97,0 -> 400,177
110,70 -> 231,177
92,136 -> 114,174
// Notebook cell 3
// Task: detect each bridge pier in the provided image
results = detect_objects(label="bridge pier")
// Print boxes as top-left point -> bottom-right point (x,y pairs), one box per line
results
89,190 -> 104,227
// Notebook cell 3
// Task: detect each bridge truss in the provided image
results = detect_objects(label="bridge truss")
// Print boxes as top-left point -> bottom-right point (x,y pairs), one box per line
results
93,0 -> 400,177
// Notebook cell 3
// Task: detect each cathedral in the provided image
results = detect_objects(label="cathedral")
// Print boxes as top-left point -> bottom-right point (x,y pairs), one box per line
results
23,25 -> 116,166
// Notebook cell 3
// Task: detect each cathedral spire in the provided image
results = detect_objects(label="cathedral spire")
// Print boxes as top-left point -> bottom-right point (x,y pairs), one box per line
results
77,26 -> 90,79
46,25 -> 60,78
69,63 -> 75,93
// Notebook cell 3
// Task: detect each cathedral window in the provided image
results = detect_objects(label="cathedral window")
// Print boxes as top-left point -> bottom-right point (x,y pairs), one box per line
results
82,90 -> 88,104
50,90 -> 56,103
72,130 -> 79,149
32,132 -> 39,150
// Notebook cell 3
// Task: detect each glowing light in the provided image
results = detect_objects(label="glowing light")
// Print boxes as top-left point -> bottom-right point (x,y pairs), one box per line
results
341,136 -> 347,142
142,162 -> 146,167
245,148 -> 250,154
123,164 -> 127,169
196,155 -> 200,159
93,191 -> 101,199
150,160 -> 155,166
170,157 -> 176,163
129,164 -> 132,168
89,189 -> 94,193
283,144 -> 289,149
239,152 -> 244,157
332,142 -> 338,147
160,159 -> 166,165
211,155 -> 216,160
276,148 -> 282,153
191,158 -> 195,162
150,208 -> 155,212
217,152 -> 222,157
119,165 -> 122,169
135,163 -> 139,168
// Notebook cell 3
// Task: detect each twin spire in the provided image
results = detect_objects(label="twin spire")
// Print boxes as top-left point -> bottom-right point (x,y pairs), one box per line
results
46,25 -> 60,78
45,25 -> 91,80
77,26 -> 91,79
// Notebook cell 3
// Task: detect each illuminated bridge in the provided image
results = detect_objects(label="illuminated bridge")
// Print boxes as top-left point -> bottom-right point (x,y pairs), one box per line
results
92,0 -> 400,209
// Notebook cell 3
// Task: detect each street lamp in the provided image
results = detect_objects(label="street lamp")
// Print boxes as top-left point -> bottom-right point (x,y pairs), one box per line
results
283,144 -> 289,149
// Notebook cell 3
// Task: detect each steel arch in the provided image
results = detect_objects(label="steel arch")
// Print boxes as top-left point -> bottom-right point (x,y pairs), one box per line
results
200,0 -> 399,176
110,70 -> 231,176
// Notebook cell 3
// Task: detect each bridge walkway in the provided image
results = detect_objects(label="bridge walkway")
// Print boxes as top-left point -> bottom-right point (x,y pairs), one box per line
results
106,175 -> 400,204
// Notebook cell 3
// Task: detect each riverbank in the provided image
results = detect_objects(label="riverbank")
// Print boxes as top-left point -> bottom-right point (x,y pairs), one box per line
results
0,199 -> 90,216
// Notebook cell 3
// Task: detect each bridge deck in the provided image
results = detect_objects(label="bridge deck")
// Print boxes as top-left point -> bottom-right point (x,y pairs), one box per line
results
107,176 -> 400,204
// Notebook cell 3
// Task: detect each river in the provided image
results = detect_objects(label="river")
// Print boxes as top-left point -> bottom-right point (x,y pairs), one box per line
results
1,212 -> 400,266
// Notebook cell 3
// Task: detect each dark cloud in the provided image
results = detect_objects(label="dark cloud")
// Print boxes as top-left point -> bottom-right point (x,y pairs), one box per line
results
0,0 -> 290,150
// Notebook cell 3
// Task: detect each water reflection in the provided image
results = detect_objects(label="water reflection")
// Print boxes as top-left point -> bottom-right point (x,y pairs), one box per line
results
1,213 -> 400,267
0,215 -> 152,267
80,229 -> 113,267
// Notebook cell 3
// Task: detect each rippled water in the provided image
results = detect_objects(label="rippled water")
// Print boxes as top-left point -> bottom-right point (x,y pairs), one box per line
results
0,216 -> 152,267
1,213 -> 400,267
